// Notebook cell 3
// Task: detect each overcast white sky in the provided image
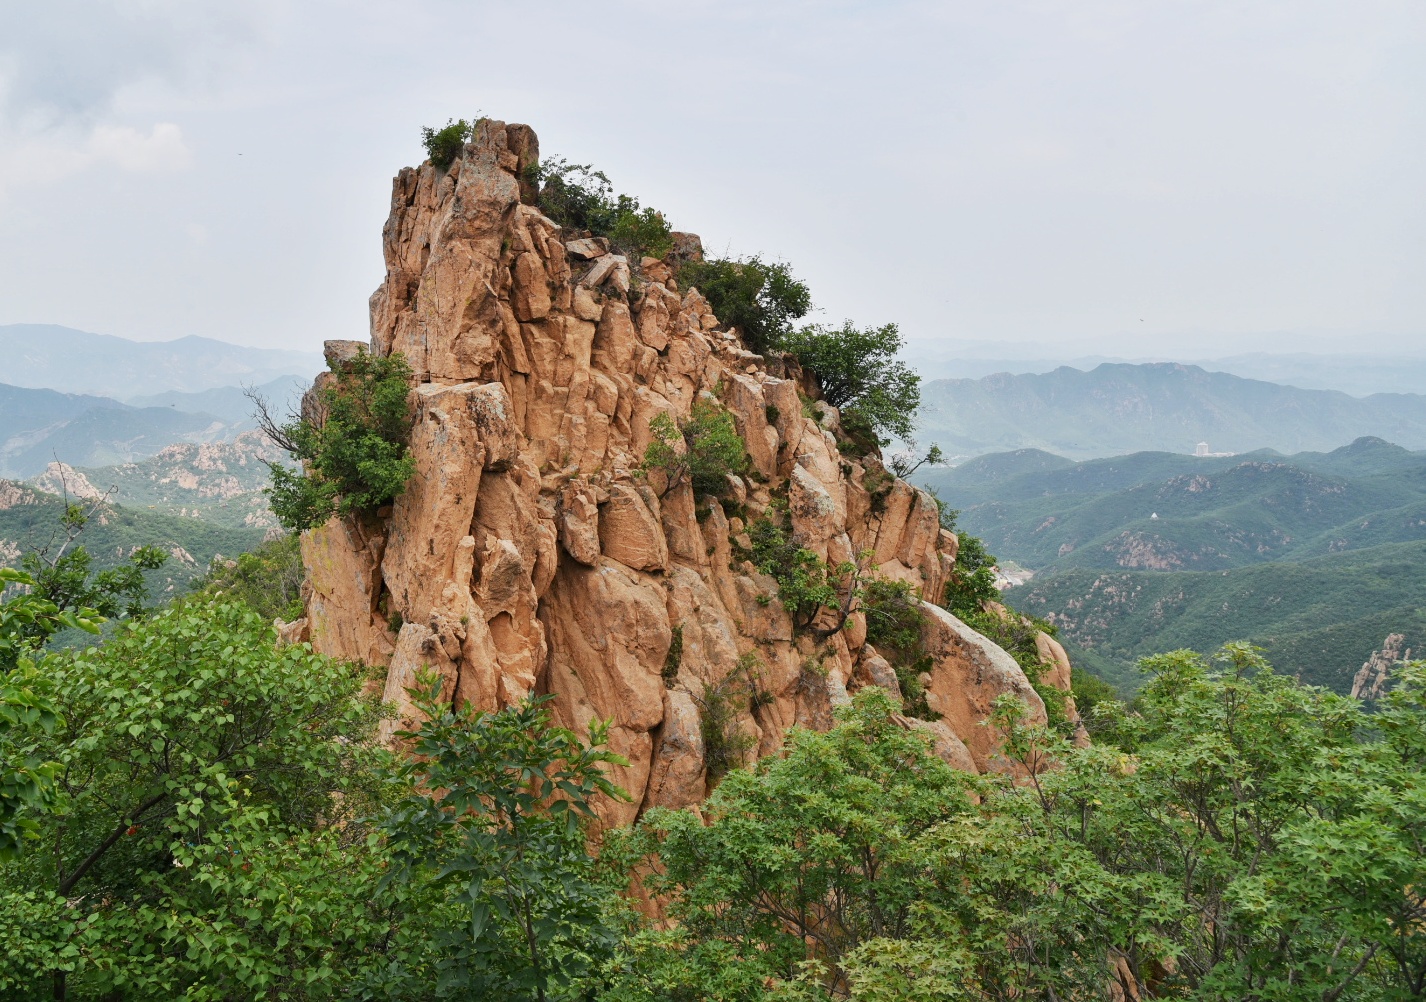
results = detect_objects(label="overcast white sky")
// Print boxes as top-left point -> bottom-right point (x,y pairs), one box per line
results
1,0 -> 1422,356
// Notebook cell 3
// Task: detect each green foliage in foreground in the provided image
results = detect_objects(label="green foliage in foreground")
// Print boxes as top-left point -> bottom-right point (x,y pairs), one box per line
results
265,349 -> 416,532
612,650 -> 1426,1000
189,532 -> 304,622
7,597 -> 1426,1001
382,682 -> 628,999
0,600 -> 387,998
676,255 -> 812,355
640,399 -> 750,498
779,321 -> 921,447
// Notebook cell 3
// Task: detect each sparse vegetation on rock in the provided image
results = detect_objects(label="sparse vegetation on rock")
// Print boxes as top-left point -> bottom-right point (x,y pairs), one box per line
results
259,349 -> 416,532
530,157 -> 673,258
676,255 -> 812,355
640,399 -> 749,497
421,118 -> 474,170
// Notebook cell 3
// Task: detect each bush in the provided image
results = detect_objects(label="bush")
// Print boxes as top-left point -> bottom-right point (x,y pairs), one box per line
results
421,118 -> 473,170
860,577 -> 936,719
779,321 -> 920,446
641,399 -> 749,497
662,625 -> 683,687
695,653 -> 764,788
532,158 -> 673,258
937,505 -> 1000,618
0,600 -> 384,997
260,349 -> 416,532
676,255 -> 811,355
190,533 -> 304,622
744,499 -> 838,630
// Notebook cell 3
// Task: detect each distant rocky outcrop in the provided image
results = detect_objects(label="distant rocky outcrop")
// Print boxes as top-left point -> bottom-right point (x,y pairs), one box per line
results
289,120 -> 1076,821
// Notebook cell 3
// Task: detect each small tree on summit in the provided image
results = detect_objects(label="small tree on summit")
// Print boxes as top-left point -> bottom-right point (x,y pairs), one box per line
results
421,119 -> 474,170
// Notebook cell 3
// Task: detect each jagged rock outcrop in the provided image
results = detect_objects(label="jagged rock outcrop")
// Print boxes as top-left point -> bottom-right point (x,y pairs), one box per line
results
295,119 -> 1075,817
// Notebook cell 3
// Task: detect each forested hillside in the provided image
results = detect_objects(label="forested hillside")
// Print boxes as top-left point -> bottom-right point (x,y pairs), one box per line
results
916,437 -> 1426,694
0,480 -> 266,594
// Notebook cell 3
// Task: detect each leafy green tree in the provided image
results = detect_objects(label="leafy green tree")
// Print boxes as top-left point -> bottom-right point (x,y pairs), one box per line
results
778,322 -> 920,446
0,657 -> 63,861
1,500 -> 164,672
677,255 -> 811,355
641,399 -> 750,497
0,600 -> 383,998
422,118 -> 474,170
259,348 -> 416,532
382,680 -> 628,1001
605,688 -> 974,998
935,505 -> 999,618
190,532 -> 304,621
533,158 -> 673,258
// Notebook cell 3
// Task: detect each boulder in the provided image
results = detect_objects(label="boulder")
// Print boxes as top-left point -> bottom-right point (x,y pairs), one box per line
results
919,602 -> 1048,773
600,483 -> 668,572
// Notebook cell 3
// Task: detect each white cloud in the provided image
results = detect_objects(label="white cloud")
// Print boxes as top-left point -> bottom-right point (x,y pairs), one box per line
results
88,122 -> 191,172
0,121 -> 192,192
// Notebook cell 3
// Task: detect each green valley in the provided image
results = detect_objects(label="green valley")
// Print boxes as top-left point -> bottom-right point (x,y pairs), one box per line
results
915,437 -> 1426,694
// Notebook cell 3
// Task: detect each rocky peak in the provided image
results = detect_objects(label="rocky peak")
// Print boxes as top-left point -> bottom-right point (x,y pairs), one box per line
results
294,120 -> 1078,822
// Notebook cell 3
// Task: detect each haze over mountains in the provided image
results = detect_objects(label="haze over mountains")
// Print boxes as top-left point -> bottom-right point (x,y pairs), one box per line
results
0,326 -> 317,478
916,363 -> 1426,460
0,325 -> 323,399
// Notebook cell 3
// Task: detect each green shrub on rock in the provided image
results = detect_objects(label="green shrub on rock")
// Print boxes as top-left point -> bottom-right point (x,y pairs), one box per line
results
640,399 -> 749,497
531,158 -> 673,258
260,349 -> 416,532
676,255 -> 811,355
421,118 -> 474,170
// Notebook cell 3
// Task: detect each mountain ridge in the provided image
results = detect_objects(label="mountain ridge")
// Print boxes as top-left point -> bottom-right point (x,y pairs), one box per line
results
0,324 -> 323,398
915,362 -> 1426,459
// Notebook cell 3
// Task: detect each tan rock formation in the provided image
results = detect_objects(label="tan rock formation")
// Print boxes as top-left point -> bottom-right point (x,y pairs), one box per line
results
298,119 -> 1077,819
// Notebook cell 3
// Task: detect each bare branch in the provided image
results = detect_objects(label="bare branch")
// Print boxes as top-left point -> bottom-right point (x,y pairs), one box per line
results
245,383 -> 304,453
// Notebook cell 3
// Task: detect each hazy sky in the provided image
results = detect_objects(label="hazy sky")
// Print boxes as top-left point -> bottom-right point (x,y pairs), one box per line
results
1,0 -> 1423,356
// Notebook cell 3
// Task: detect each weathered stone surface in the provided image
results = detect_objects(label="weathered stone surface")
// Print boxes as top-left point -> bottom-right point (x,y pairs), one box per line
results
642,688 -> 706,810
898,716 -> 978,774
559,486 -> 602,566
301,118 -> 1083,826
382,382 -> 486,625
600,483 -> 668,571
789,464 -> 844,553
304,515 -> 391,667
544,559 -> 671,828
920,603 -> 1048,773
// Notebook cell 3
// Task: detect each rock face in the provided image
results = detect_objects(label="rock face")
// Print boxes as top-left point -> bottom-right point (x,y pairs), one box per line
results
296,120 -> 1075,817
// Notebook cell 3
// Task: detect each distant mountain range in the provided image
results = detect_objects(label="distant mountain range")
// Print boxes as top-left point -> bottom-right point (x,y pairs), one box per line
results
915,363 -> 1426,460
914,437 -> 1426,695
0,377 -> 301,478
900,340 -> 1426,397
0,325 -> 323,399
